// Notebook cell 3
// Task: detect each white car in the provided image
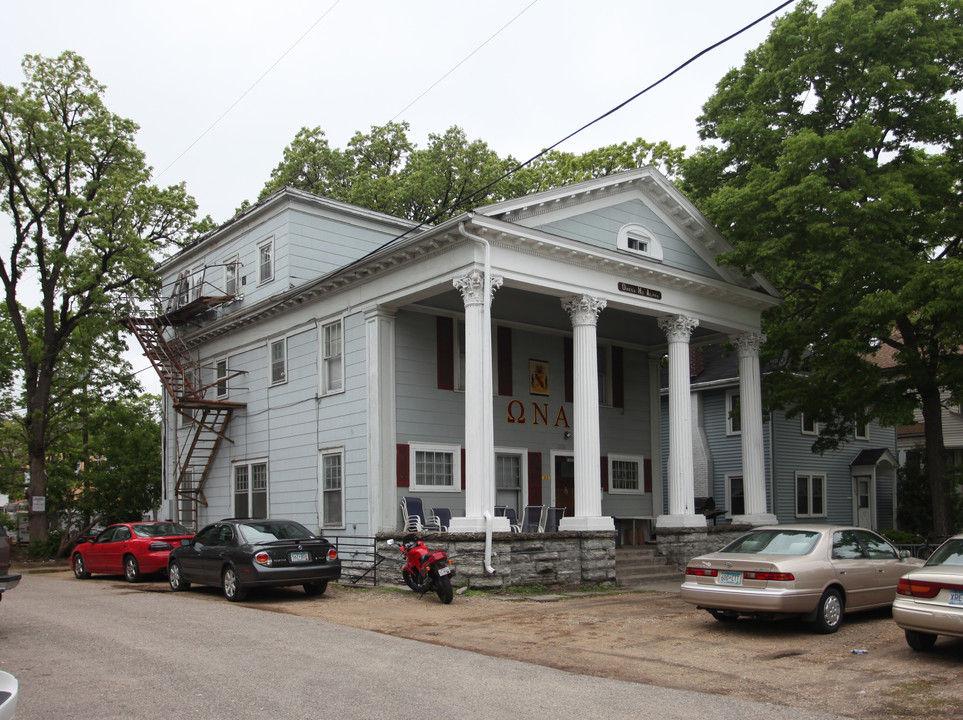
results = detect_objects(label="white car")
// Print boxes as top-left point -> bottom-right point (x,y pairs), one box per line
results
892,533 -> 963,651
0,670 -> 17,720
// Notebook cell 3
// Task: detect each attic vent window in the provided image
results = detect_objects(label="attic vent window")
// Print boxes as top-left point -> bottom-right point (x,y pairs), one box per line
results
617,224 -> 663,262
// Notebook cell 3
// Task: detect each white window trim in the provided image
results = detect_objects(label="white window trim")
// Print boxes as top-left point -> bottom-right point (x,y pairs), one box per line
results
608,453 -> 645,494
725,473 -> 744,518
215,356 -> 229,398
726,390 -> 741,436
269,337 -> 287,386
495,446 -> 529,508
257,237 -> 274,285
854,422 -> 869,440
800,414 -> 818,436
409,442 -> 461,493
795,472 -> 827,518
319,447 -> 345,530
225,255 -> 239,296
616,223 -> 664,262
320,318 -> 345,396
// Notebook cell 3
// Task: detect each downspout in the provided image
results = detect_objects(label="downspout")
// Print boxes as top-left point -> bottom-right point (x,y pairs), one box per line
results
459,218 -> 496,575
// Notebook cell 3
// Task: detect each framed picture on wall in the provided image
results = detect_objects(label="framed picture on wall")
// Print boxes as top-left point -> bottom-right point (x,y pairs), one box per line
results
529,359 -> 549,396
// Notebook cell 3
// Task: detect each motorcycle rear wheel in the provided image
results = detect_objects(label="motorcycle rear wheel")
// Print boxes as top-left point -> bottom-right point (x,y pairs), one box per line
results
403,569 -> 426,593
435,574 -> 453,604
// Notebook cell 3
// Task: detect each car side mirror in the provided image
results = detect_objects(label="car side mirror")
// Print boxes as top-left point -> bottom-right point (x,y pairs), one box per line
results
900,549 -> 911,559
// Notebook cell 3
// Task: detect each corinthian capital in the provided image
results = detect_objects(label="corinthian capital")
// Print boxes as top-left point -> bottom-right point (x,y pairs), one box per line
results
731,331 -> 766,358
658,315 -> 699,342
453,269 -> 503,306
561,295 -> 607,326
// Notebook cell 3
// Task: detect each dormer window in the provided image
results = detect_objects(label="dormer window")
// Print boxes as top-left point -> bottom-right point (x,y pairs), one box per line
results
617,223 -> 663,261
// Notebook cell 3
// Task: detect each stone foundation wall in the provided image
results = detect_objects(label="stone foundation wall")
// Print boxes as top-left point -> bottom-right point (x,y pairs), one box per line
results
655,525 -> 752,570
377,532 -> 616,589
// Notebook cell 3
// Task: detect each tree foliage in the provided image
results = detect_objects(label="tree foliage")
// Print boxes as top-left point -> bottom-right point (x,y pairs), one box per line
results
0,52 -> 202,542
260,122 -> 685,223
682,0 -> 963,535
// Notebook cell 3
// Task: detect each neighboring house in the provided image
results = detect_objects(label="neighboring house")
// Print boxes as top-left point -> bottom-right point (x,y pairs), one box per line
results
131,167 -> 781,546
661,344 -> 899,531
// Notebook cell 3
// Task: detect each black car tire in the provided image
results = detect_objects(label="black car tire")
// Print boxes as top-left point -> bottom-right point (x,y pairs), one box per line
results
811,588 -> 844,634
222,566 -> 248,602
123,555 -> 141,583
168,560 -> 190,591
904,629 -> 938,652
303,580 -> 328,597
72,554 -> 90,579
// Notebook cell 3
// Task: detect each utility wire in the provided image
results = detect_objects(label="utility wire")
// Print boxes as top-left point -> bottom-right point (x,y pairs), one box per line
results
370,0 -> 798,255
151,1 -> 343,184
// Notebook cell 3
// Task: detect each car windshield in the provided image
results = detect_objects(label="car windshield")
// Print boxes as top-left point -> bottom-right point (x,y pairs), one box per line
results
720,530 -> 820,556
132,522 -> 192,538
925,538 -> 963,567
237,520 -> 314,544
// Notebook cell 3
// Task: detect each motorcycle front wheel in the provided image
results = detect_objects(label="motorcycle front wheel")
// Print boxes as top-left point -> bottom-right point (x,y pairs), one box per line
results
403,569 -> 426,593
434,574 -> 453,604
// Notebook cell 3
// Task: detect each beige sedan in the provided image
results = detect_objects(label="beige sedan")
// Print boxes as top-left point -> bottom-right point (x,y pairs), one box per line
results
681,524 -> 922,633
892,534 -> 963,651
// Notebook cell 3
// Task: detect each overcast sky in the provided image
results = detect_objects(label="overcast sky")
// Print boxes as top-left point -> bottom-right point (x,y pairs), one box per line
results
2,0 -> 807,390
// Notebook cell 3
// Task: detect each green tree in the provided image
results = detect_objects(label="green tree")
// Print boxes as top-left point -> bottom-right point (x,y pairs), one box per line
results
0,52 -> 202,543
682,0 -> 963,535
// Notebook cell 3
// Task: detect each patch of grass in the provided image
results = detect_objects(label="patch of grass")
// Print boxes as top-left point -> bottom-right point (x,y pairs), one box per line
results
885,678 -> 950,718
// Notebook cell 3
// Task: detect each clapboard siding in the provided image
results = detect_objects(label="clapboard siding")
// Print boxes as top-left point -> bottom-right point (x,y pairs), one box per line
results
533,200 -> 719,279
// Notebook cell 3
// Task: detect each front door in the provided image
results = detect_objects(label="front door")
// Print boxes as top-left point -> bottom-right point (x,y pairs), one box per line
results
554,455 -> 575,517
854,475 -> 872,528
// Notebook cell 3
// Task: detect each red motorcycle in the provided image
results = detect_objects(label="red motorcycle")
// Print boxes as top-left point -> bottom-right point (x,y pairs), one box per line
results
388,534 -> 455,604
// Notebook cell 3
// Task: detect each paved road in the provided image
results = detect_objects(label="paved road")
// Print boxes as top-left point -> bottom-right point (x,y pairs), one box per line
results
0,573 -> 852,720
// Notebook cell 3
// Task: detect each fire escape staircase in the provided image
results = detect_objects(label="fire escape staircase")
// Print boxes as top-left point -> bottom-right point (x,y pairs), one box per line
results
126,290 -> 245,519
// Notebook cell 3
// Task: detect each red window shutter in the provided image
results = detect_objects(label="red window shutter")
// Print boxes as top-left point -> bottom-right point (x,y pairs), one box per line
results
600,455 -> 609,492
612,346 -> 624,409
564,337 -> 573,404
497,326 -> 513,396
461,448 -> 466,490
643,458 -> 652,493
437,316 -> 454,390
527,452 -> 542,505
396,444 -> 410,487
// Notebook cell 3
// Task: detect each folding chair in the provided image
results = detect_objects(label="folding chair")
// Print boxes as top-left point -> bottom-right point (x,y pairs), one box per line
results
504,507 -> 521,532
521,505 -> 546,533
544,506 -> 565,533
429,507 -> 452,532
401,497 -> 434,532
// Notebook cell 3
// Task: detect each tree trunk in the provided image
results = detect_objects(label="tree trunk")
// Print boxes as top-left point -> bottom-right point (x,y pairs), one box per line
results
919,385 -> 951,538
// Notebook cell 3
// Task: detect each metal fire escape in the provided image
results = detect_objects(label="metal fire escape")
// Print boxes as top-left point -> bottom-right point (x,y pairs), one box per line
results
126,268 -> 245,524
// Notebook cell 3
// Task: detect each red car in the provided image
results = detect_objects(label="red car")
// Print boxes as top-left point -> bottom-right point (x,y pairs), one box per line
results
72,521 -> 194,582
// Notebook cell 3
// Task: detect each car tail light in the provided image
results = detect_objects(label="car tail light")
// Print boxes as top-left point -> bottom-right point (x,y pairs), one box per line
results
254,551 -> 272,566
148,541 -> 173,551
743,571 -> 794,581
897,578 -> 941,598
686,567 -> 718,577
327,548 -> 338,560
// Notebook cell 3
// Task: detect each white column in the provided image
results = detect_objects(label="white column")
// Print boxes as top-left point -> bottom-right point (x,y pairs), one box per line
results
656,315 -> 706,529
448,269 -> 509,533
732,332 -> 778,526
559,295 -> 615,532
365,308 -> 396,533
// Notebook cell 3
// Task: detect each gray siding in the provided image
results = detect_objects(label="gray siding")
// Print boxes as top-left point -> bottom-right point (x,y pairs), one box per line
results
533,200 -> 720,279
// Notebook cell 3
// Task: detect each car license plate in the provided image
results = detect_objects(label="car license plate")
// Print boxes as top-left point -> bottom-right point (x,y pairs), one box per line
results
437,565 -> 451,576
717,571 -> 742,586
949,590 -> 963,606
289,551 -> 311,563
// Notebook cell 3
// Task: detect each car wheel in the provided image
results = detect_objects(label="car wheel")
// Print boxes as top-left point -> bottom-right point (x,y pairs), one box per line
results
72,554 -> 90,579
123,555 -> 141,583
811,588 -> 844,634
904,629 -> 938,652
222,567 -> 248,602
708,609 -> 739,623
168,560 -> 191,591
303,580 -> 328,597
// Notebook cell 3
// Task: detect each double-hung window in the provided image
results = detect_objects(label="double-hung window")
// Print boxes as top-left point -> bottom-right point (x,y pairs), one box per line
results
795,473 -> 827,518
321,320 -> 343,394
608,454 -> 643,493
215,357 -> 228,398
270,338 -> 286,385
258,238 -> 274,285
410,443 -> 460,492
495,451 -> 525,512
727,391 -> 741,435
225,257 -> 239,296
320,448 -> 344,528
234,461 -> 268,518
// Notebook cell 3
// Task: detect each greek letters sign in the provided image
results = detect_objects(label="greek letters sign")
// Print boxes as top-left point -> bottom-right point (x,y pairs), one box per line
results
618,282 -> 662,300
505,400 -> 570,428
